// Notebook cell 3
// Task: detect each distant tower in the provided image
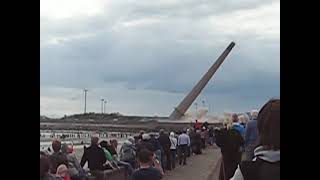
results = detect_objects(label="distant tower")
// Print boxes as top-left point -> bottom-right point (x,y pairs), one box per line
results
169,42 -> 235,120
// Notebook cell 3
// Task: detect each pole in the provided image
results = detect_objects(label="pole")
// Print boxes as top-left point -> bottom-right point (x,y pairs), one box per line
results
101,99 -> 104,114
84,89 -> 88,114
104,100 -> 107,114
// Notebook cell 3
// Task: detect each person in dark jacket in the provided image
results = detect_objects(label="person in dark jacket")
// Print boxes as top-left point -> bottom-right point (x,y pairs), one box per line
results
158,129 -> 172,171
215,120 -> 244,180
244,110 -> 259,160
49,139 -> 69,174
136,133 -> 156,154
231,98 -> 280,180
80,136 -> 107,171
193,130 -> 202,154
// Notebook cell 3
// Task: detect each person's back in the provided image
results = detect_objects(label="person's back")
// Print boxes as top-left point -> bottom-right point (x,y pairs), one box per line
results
132,167 -> 162,180
244,118 -> 258,160
80,137 -> 107,171
158,133 -> 171,152
120,140 -> 136,162
49,151 -> 68,174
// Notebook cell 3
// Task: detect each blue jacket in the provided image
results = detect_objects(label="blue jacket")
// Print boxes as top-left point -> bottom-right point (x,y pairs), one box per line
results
244,119 -> 259,147
232,123 -> 245,137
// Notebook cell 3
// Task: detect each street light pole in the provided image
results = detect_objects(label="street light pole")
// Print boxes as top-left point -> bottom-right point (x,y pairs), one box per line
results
101,99 -> 104,114
104,100 -> 107,114
84,89 -> 88,114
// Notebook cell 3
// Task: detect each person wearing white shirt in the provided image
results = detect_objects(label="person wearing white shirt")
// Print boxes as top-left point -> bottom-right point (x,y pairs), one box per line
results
177,130 -> 190,165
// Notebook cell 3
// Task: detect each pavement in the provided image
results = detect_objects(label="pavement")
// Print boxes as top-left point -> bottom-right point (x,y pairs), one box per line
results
163,145 -> 221,180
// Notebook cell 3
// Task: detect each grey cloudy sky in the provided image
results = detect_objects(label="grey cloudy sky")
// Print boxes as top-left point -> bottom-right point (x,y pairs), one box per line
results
40,0 -> 280,118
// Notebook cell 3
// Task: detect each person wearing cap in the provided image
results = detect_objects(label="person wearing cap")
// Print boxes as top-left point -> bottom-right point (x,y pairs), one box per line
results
49,139 -> 68,174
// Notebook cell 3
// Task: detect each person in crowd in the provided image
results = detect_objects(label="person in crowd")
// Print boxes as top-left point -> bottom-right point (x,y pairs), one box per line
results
108,138 -> 135,176
188,128 -> 196,155
132,148 -> 163,180
136,133 -> 155,154
208,127 -> 214,146
41,155 -> 63,180
200,127 -> 207,149
238,114 -> 248,129
202,121 -> 209,129
169,132 -> 177,170
119,137 -> 137,169
61,144 -> 87,180
194,120 -> 202,130
231,114 -> 245,137
49,139 -> 69,174
149,133 -> 162,170
244,110 -> 259,160
231,98 -> 280,180
215,116 -> 244,180
80,135 -> 107,171
158,129 -> 172,171
138,130 -> 145,142
56,164 -> 71,180
193,129 -> 202,155
99,140 -> 118,170
109,139 -> 119,157
177,129 -> 190,165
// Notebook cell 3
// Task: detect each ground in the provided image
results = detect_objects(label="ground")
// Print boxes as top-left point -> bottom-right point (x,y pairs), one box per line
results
163,145 -> 221,180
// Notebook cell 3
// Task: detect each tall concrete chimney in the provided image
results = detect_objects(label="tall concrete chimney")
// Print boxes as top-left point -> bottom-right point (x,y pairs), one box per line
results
169,42 -> 236,120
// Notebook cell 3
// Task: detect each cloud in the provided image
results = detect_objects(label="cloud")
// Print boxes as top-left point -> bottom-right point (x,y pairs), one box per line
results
41,0 -> 280,116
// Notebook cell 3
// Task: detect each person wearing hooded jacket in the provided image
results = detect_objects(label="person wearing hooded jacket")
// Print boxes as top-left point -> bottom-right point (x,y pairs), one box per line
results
231,98 -> 280,180
119,137 -> 137,169
169,132 -> 177,170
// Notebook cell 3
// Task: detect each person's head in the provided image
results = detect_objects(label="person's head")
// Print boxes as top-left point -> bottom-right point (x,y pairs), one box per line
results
159,129 -> 165,135
232,114 -> 239,123
52,139 -> 62,152
91,135 -> 99,145
56,164 -> 69,177
40,155 -> 50,178
139,130 -> 145,136
128,136 -> 135,144
195,119 -> 198,123
170,132 -> 175,137
137,148 -> 153,165
257,98 -> 280,150
142,133 -> 151,141
182,129 -> 187,134
238,115 -> 247,124
110,139 -> 118,148
99,140 -> 109,149
251,110 -> 259,119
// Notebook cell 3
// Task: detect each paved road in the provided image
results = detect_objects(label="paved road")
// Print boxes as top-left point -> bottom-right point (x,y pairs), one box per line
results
163,145 -> 221,180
